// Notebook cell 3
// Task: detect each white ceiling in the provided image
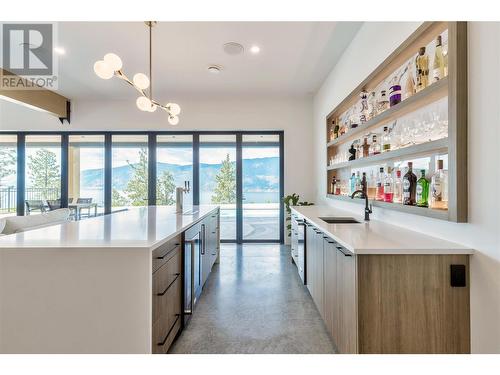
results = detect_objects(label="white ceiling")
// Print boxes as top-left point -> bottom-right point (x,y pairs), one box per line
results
33,22 -> 362,100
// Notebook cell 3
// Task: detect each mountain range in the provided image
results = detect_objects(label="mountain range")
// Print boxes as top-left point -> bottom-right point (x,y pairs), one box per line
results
81,156 -> 279,193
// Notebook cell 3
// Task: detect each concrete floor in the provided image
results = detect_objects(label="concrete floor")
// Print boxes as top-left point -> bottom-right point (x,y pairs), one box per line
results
169,243 -> 336,354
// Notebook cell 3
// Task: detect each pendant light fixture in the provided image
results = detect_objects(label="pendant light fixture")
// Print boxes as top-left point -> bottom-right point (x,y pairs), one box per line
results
94,21 -> 181,125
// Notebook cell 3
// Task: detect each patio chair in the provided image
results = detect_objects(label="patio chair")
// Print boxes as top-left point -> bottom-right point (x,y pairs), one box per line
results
47,199 -> 62,211
25,200 -> 46,215
76,198 -> 93,218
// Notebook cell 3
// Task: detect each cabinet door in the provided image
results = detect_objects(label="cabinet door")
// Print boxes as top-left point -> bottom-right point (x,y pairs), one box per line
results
336,247 -> 357,354
314,231 -> 324,318
323,238 -> 337,344
201,223 -> 212,287
305,224 -> 316,297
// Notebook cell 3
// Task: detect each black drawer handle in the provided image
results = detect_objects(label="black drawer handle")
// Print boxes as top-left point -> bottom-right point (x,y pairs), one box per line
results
155,243 -> 180,260
156,273 -> 180,296
157,314 -> 180,346
211,231 -> 216,234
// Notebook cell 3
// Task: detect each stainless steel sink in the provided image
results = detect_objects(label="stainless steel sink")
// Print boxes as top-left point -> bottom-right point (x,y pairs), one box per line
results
319,217 -> 361,224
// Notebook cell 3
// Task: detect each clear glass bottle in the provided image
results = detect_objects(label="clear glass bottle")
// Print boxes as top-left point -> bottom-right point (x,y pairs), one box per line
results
370,134 -> 381,155
366,170 -> 376,200
433,35 -> 445,82
430,159 -> 448,210
355,171 -> 362,192
368,91 -> 377,119
415,47 -> 430,92
383,168 -> 394,203
416,169 -> 430,207
403,162 -> 417,206
404,62 -> 415,99
382,126 -> 391,153
393,169 -> 403,203
376,167 -> 385,201
350,173 -> 356,195
362,137 -> 370,158
377,90 -> 390,113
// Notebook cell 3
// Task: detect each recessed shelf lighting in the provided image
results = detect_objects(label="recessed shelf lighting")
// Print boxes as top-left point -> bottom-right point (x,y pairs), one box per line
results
250,45 -> 260,54
54,47 -> 66,55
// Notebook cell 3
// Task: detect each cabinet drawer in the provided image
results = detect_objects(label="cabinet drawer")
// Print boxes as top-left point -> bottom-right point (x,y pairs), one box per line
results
152,276 -> 181,354
153,248 -> 181,320
152,235 -> 181,273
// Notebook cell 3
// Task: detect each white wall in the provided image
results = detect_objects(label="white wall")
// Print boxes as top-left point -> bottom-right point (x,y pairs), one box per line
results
313,22 -> 500,353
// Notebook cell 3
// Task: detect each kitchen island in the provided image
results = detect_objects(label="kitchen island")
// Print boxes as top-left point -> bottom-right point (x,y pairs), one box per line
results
291,205 -> 474,354
0,205 -> 220,354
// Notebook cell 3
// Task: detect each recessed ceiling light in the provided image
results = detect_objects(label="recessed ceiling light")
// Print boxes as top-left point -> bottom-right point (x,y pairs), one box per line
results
54,47 -> 66,55
208,65 -> 222,74
223,42 -> 244,55
250,45 -> 260,54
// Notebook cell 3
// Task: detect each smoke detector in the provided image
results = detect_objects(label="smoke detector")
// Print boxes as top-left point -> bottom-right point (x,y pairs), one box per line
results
207,65 -> 222,74
223,42 -> 244,55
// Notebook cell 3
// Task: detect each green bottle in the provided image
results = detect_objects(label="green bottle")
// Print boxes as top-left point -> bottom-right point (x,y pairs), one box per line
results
416,169 -> 429,207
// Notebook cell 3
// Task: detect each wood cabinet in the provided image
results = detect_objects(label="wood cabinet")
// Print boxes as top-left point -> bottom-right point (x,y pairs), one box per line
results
201,209 -> 220,287
152,234 -> 182,354
305,221 -> 470,354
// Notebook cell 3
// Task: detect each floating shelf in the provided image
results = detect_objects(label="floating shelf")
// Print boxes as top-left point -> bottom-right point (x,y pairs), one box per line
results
326,194 -> 449,220
326,77 -> 448,148
327,138 -> 448,170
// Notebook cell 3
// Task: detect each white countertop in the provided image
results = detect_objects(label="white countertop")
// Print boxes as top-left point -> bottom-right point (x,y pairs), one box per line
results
291,205 -> 473,255
0,205 -> 219,251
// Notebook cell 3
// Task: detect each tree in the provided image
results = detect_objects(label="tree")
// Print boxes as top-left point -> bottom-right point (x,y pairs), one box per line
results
27,149 -> 60,198
124,148 -> 148,206
211,153 -> 236,204
157,170 -> 176,205
0,148 -> 16,186
112,188 -> 129,207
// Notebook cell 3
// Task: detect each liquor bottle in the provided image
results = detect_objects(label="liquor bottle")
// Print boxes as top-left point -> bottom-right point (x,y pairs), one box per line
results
389,76 -> 402,107
393,169 -> 403,203
330,176 -> 336,195
350,173 -> 356,195
382,126 -> 391,152
404,62 -> 415,99
368,91 -> 377,119
416,170 -> 430,207
403,162 -> 417,206
367,170 -> 377,200
376,167 -> 385,201
377,90 -> 390,113
362,137 -> 370,158
433,35 -> 445,82
415,47 -> 430,92
370,134 -> 381,155
333,121 -> 340,140
355,171 -> 362,192
430,160 -> 448,210
383,167 -> 394,203
359,91 -> 369,124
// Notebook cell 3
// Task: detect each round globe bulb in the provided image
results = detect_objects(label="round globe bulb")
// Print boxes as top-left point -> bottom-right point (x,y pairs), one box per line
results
93,60 -> 113,79
136,96 -> 151,111
167,102 -> 181,116
133,73 -> 150,90
168,115 -> 180,126
103,53 -> 123,71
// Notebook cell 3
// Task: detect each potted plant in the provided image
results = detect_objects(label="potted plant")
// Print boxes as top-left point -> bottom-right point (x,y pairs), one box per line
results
282,193 -> 313,237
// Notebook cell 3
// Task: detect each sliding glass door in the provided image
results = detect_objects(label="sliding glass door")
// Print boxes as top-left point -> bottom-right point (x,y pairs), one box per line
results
199,135 -> 237,241
0,131 -> 284,242
242,134 -> 281,241
25,135 -> 61,215
0,134 -> 17,218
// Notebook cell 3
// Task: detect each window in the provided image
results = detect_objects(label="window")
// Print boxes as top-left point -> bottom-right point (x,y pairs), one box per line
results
25,135 -> 61,215
242,134 -> 281,240
0,134 -> 17,218
200,134 -> 236,241
156,135 -> 193,206
69,135 -> 105,217
112,135 -> 149,212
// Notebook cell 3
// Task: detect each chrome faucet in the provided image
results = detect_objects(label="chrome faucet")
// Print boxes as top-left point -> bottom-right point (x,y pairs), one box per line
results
350,172 -> 373,221
176,181 -> 190,213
